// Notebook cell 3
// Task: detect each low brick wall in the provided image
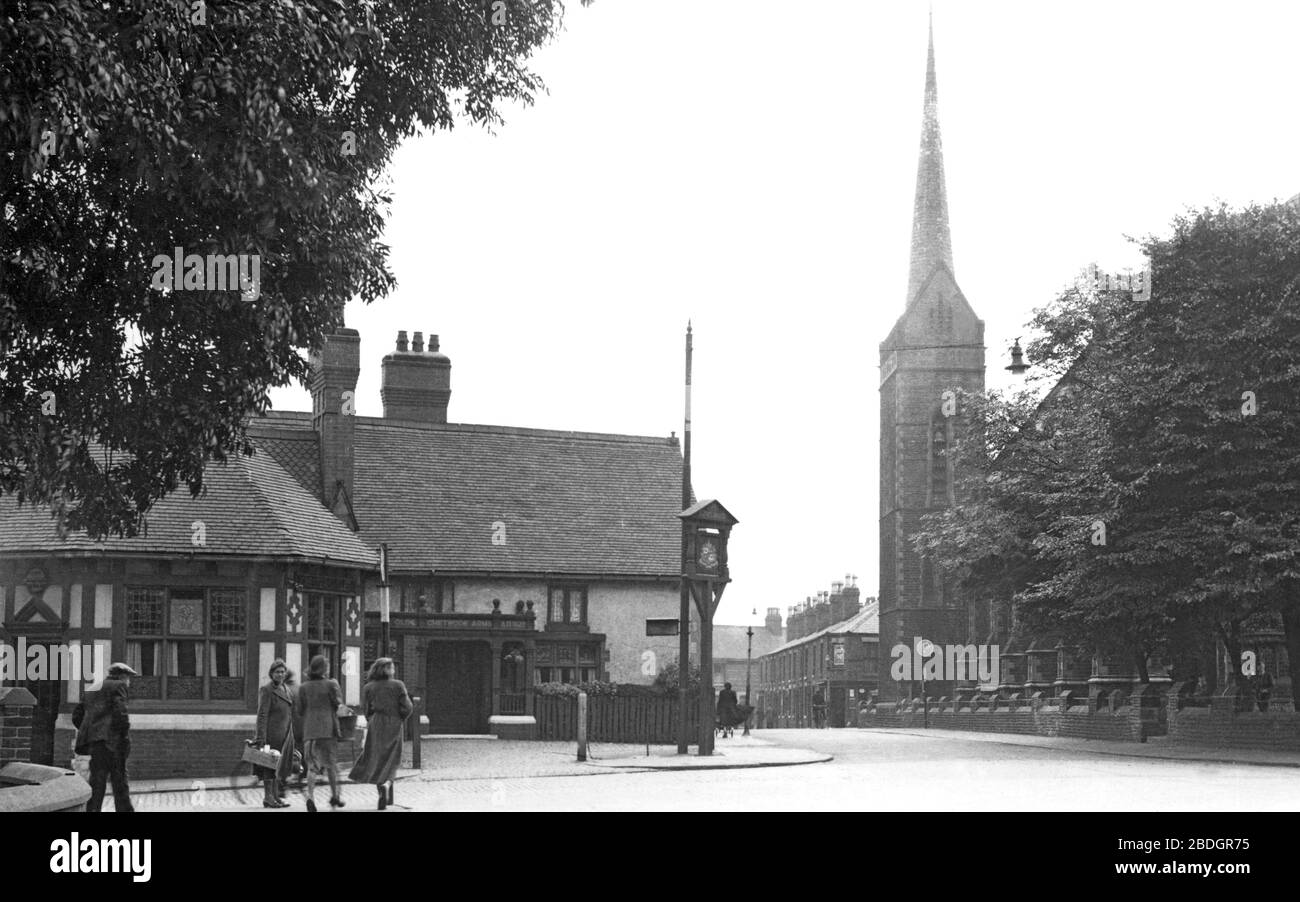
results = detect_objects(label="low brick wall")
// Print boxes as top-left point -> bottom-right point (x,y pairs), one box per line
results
54,716 -> 360,781
1167,696 -> 1300,750
0,687 -> 37,765
863,697 -> 1146,743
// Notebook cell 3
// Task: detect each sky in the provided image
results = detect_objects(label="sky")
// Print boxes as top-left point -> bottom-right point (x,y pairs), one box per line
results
269,0 -> 1300,628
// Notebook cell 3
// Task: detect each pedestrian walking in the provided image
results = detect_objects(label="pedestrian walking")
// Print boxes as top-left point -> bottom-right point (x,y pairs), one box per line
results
73,662 -> 137,813
348,658 -> 413,810
294,654 -> 344,812
1258,662 -> 1274,712
716,681 -> 739,737
812,685 -> 826,728
253,658 -> 296,808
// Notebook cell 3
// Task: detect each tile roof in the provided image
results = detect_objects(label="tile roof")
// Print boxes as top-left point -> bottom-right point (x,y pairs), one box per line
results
765,599 -> 880,655
712,624 -> 787,661
332,418 -> 685,577
254,431 -> 322,501
0,446 -> 376,566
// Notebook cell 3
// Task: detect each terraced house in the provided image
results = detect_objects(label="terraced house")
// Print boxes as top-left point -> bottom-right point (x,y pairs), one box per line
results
0,327 -> 690,776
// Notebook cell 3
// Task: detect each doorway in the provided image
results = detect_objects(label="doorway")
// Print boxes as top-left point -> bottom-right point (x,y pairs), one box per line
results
426,642 -> 490,734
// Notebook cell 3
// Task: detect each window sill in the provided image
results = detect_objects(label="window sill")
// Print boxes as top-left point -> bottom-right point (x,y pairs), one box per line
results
542,623 -> 590,634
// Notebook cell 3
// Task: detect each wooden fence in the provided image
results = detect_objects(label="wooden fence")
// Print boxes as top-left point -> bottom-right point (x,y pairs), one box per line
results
535,694 -> 701,743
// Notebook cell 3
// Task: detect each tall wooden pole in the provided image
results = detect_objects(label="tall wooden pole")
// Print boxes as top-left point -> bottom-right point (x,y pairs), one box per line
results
699,580 -> 714,755
678,322 -> 692,755
379,543 -> 391,661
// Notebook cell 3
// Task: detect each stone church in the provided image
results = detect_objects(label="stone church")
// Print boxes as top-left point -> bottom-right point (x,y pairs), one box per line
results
877,20 -> 1294,712
877,17 -> 987,707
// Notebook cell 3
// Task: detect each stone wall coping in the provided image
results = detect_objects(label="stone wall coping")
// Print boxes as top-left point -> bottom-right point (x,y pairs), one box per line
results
0,687 -> 38,707
55,712 -> 257,730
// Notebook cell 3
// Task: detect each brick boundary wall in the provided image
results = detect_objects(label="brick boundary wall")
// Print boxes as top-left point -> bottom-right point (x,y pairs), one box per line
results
862,688 -> 1300,750
53,723 -> 361,781
1165,692 -> 1300,751
0,687 -> 38,765
861,692 -> 1150,743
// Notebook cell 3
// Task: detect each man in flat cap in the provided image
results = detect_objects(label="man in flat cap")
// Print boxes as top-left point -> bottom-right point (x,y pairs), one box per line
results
73,662 -> 138,812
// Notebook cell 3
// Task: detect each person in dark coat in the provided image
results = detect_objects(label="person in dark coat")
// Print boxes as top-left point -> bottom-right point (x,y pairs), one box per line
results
1258,663 -> 1274,712
72,662 -> 137,813
716,682 -> 739,727
349,658 -> 413,809
253,658 -> 296,808
294,655 -> 344,812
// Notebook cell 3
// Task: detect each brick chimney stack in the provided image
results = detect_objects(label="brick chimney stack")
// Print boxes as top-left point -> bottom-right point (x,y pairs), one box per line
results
765,607 -> 782,637
381,330 -> 451,423
309,329 -> 361,516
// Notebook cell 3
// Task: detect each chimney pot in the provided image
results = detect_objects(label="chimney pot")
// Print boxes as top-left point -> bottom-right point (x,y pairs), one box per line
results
382,330 -> 451,422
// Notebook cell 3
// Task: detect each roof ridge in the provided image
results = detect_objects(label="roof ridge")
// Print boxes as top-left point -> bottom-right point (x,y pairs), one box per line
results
353,419 -> 678,447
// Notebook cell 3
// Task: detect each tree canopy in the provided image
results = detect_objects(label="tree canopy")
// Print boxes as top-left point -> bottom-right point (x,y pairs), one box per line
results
1,0 -> 587,537
915,201 -> 1300,685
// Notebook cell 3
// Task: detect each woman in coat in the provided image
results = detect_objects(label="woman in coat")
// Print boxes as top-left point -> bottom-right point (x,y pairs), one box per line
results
253,659 -> 296,808
348,657 -> 413,810
294,654 -> 344,812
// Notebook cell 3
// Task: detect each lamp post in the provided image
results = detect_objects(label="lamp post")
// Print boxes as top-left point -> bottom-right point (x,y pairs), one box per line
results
917,637 -> 933,728
744,612 -> 754,736
1006,338 -> 1029,375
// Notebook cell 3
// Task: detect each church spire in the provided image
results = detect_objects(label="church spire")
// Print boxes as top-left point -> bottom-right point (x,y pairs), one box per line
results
906,10 -> 954,305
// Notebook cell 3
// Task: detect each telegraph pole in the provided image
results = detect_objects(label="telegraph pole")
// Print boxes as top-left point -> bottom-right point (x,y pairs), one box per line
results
379,543 -> 391,659
678,322 -> 693,755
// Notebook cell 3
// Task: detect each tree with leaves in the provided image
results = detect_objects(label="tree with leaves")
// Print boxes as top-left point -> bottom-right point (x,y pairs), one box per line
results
1,0 -> 588,537
917,200 -> 1300,694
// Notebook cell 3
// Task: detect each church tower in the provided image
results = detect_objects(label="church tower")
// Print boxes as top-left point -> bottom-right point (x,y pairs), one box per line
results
878,16 -> 985,705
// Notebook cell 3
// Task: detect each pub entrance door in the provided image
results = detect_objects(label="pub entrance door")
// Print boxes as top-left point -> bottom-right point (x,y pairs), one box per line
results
426,642 -> 491,734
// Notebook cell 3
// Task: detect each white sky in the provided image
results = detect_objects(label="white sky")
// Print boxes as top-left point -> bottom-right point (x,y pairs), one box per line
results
269,0 -> 1300,627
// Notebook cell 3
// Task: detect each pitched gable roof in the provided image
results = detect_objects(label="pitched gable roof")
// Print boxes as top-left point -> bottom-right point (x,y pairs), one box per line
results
335,419 -> 684,577
765,599 -> 880,656
712,623 -> 787,660
0,447 -> 376,566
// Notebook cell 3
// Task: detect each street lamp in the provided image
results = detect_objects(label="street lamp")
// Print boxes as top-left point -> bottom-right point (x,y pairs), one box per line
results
917,638 -> 934,728
1006,338 -> 1029,375
744,609 -> 755,736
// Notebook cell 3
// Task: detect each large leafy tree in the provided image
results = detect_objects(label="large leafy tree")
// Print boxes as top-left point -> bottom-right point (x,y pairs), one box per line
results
917,201 -> 1300,691
1,0 -> 587,537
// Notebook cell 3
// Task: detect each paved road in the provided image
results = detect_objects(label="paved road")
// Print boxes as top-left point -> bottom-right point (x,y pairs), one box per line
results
125,729 -> 1300,812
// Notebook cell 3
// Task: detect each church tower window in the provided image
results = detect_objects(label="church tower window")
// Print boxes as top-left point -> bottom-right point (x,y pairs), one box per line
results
929,419 -> 950,506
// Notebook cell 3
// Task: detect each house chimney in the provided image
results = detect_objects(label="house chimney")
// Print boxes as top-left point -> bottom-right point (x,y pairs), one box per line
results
765,607 -> 782,637
309,329 -> 361,521
381,330 -> 451,423
843,583 -> 862,620
815,593 -> 833,632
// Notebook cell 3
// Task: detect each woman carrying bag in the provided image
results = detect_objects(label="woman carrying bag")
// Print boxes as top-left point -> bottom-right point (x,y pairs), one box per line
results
252,659 -> 296,808
348,657 -> 413,810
